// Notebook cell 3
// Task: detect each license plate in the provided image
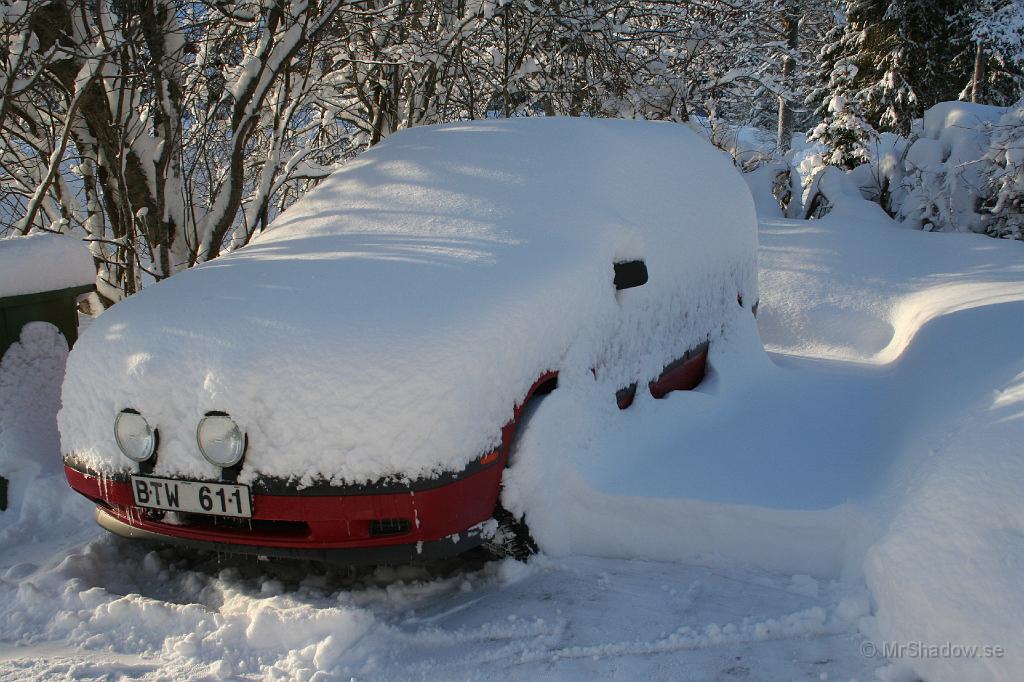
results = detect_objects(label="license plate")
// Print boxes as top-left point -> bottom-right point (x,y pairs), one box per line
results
130,475 -> 252,518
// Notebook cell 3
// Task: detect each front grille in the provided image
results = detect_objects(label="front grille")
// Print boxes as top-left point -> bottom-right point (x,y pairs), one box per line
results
370,518 -> 411,537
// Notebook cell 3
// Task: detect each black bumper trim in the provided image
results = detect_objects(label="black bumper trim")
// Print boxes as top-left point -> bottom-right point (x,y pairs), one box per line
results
95,507 -> 484,565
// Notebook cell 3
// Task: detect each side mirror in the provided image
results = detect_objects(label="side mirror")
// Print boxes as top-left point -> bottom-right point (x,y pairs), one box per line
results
614,260 -> 648,290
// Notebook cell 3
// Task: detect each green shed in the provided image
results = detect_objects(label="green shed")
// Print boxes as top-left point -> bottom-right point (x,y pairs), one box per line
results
0,232 -> 95,512
0,232 -> 95,358
0,283 -> 95,360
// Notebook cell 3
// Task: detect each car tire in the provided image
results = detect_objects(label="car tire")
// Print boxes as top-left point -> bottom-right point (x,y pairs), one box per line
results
487,503 -> 537,562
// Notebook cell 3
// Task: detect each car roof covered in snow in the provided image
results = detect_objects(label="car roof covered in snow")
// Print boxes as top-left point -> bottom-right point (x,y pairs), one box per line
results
60,117 -> 757,484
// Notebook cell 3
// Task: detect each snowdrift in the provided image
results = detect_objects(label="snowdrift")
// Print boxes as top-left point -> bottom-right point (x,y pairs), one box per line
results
0,323 -> 91,558
59,118 -> 757,485
507,181 -> 1024,682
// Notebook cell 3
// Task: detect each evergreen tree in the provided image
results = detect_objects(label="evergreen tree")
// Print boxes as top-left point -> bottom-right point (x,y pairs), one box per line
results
807,22 -> 847,123
822,0 -> 979,134
808,59 -> 877,168
961,0 -> 1024,106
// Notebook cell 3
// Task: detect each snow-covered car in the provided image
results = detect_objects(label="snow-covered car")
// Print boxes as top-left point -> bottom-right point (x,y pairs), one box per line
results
59,118 -> 758,564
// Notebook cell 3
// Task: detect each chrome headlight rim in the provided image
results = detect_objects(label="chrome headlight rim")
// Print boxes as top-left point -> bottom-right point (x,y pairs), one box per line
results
114,408 -> 158,463
196,411 -> 247,468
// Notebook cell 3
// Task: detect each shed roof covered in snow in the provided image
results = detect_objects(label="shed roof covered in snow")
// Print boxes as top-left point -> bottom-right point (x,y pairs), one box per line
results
0,233 -> 94,299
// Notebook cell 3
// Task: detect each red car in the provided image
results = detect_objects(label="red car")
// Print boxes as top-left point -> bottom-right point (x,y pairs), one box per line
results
59,118 -> 758,563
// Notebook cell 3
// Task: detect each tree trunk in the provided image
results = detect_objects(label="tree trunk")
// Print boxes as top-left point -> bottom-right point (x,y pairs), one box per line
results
776,7 -> 799,151
971,41 -> 985,104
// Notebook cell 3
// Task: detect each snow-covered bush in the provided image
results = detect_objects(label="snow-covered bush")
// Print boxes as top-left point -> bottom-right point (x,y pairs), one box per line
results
848,132 -> 909,214
980,99 -> 1024,239
690,114 -> 782,172
790,126 -> 901,220
800,99 -> 1024,241
897,102 -> 1004,234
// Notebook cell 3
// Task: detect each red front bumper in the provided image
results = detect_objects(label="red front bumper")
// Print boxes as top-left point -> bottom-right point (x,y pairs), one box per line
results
64,458 -> 504,564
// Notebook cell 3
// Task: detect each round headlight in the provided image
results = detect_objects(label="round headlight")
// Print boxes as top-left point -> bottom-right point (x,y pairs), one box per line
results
114,409 -> 157,462
197,413 -> 246,467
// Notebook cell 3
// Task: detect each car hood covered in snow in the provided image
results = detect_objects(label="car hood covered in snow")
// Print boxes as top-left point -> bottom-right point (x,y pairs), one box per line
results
59,118 -> 757,485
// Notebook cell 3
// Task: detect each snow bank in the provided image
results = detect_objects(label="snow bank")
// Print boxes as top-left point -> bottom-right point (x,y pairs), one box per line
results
0,323 -> 93,557
759,186 -> 1024,365
0,233 -> 94,298
505,308 -> 875,577
863,318 -> 1024,682
742,162 -> 790,219
59,118 -> 757,484
755,203 -> 1024,681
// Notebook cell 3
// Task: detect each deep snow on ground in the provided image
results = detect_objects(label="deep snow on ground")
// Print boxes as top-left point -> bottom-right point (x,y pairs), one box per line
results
0,544 -> 876,681
2,169 -> 1024,680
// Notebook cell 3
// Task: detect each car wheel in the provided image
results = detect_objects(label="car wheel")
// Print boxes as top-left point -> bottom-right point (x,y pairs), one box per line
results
487,503 -> 537,561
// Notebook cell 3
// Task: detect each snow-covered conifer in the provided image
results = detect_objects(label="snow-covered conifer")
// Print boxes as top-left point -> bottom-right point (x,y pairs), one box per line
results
808,61 -> 877,168
980,99 -> 1024,238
